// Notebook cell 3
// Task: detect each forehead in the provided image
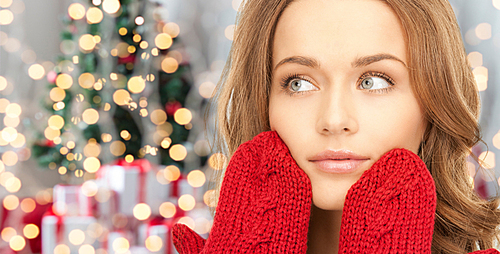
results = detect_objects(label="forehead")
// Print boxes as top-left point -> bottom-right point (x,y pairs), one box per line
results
273,0 -> 407,69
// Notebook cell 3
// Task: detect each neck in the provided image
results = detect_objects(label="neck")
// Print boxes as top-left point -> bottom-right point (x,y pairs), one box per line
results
306,204 -> 342,254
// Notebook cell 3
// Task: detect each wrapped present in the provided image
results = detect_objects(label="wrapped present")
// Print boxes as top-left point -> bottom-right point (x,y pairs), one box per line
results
41,209 -> 100,254
175,178 -> 204,203
137,217 -> 177,254
52,184 -> 94,217
96,159 -> 170,217
106,230 -> 134,254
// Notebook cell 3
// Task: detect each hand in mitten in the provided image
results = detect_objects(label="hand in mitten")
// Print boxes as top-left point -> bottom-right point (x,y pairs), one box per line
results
172,131 -> 313,253
338,148 -> 436,253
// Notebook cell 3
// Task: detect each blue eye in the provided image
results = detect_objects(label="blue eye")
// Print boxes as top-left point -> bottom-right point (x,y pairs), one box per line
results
358,72 -> 395,94
359,76 -> 390,90
290,79 -> 316,92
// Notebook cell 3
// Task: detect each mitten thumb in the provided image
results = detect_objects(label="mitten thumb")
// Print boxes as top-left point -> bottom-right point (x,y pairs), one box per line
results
172,223 -> 206,254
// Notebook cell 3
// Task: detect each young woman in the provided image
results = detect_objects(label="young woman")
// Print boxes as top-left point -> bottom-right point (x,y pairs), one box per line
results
173,0 -> 500,253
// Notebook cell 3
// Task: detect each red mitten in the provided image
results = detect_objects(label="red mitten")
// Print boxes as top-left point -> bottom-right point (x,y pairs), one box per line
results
172,130 -> 500,253
338,148 -> 436,253
172,130 -> 313,253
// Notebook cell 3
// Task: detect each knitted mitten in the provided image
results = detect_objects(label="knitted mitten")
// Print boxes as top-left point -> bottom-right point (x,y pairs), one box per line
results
172,130 -> 500,253
172,130 -> 313,253
338,148 -> 436,253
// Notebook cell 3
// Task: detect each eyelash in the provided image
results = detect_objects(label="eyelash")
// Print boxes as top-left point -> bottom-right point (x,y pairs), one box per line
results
279,71 -> 396,96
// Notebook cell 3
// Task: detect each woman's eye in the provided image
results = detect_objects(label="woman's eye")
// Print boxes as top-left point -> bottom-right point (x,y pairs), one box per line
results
359,76 -> 390,90
290,79 -> 316,92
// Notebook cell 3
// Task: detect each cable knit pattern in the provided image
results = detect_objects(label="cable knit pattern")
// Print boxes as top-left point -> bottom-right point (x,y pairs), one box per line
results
173,130 -> 313,253
172,131 -> 500,254
338,148 -> 436,253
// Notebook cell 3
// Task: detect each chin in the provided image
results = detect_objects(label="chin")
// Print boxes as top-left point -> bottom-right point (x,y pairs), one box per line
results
312,194 -> 346,211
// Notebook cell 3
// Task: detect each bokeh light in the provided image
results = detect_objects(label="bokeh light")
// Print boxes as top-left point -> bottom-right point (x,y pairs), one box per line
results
50,87 -> 66,102
127,76 -> 145,94
81,180 -> 98,197
208,153 -> 227,170
203,189 -> 218,208
494,0 -> 500,10
479,151 -> 495,169
79,245 -> 95,254
169,144 -> 187,161
48,115 -> 65,129
54,244 -> 70,254
161,57 -> 178,73
3,194 -> 19,210
112,237 -> 130,253
110,141 -> 126,156
133,203 -> 151,220
0,0 -> 13,8
68,3 -> 86,20
178,194 -> 195,211
150,109 -> 167,125
2,151 -> 18,166
145,235 -> 162,252
163,22 -> 180,38
82,108 -> 99,124
155,33 -> 172,49
159,202 -> 176,218
187,170 -> 206,188
174,108 -> 192,125
0,10 -> 14,25
113,89 -> 131,106
102,0 -> 120,14
79,73 -> 95,89
164,165 -> 180,181
5,177 -> 21,193
9,235 -> 26,251
473,66 -> 488,91
86,7 -> 103,24
1,227 -> 16,242
0,76 -> 7,91
20,198 -> 36,213
68,229 -> 85,245
224,25 -> 236,41
79,34 -> 97,51
56,73 -> 73,89
199,81 -> 216,98
83,157 -> 100,173
28,64 -> 45,80
5,103 -> 21,117
475,23 -> 492,40
23,224 -> 39,239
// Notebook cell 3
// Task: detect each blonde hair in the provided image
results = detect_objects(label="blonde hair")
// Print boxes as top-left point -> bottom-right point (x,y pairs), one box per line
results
205,0 -> 500,252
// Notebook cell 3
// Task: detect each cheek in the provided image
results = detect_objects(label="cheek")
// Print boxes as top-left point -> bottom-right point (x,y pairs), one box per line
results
360,99 -> 425,155
269,95 -> 315,153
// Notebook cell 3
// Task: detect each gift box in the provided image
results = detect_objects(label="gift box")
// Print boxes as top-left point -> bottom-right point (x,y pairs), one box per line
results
106,230 -> 140,254
96,159 -> 170,217
41,213 -> 100,254
137,217 -> 177,254
52,184 -> 94,217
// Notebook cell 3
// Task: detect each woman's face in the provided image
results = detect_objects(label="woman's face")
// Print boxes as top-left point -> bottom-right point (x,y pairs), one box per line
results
269,0 -> 427,210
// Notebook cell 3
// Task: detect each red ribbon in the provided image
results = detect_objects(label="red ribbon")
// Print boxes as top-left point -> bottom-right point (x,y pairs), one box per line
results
42,206 -> 65,245
114,159 -> 152,204
147,216 -> 175,254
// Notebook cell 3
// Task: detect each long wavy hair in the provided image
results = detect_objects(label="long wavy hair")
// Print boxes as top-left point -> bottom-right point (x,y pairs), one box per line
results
204,0 -> 500,252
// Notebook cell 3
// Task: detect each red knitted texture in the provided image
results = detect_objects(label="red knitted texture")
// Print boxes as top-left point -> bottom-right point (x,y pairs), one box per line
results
173,131 -> 313,253
338,148 -> 436,253
172,131 -> 500,254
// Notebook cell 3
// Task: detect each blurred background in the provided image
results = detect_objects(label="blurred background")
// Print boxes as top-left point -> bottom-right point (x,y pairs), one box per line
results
0,0 -> 498,253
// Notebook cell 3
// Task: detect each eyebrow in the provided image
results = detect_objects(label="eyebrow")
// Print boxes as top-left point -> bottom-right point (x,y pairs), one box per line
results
273,53 -> 407,71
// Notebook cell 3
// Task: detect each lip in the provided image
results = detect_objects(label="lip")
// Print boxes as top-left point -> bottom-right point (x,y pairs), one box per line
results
309,150 -> 369,174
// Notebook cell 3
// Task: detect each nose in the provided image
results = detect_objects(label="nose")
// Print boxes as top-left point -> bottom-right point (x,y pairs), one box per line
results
316,87 -> 358,135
